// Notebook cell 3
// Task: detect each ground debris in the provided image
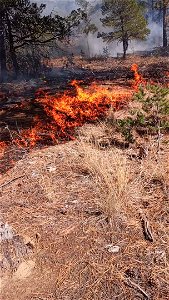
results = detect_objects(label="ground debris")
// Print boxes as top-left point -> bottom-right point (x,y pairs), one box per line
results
0,175 -> 25,189
140,214 -> 154,242
124,278 -> 150,299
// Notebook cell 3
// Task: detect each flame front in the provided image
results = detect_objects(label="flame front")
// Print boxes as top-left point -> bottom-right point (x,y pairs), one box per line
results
12,81 -> 132,148
36,80 -> 132,136
1,65 -> 162,166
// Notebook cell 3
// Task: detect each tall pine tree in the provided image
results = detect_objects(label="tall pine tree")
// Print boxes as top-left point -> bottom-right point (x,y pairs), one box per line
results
100,0 -> 150,58
155,0 -> 169,46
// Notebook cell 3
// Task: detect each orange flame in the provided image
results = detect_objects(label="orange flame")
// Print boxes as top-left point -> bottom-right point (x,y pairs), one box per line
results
36,80 -> 132,134
0,81 -> 132,158
131,64 -> 146,89
0,65 -> 155,166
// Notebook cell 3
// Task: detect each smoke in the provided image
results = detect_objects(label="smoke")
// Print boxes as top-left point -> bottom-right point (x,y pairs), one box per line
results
33,0 -> 163,57
34,0 -> 77,16
81,12 -> 163,57
127,21 -> 163,54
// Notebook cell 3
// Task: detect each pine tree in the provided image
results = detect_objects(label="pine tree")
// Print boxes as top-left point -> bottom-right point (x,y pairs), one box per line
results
0,0 -> 83,81
100,0 -> 150,58
75,0 -> 98,57
154,0 -> 169,46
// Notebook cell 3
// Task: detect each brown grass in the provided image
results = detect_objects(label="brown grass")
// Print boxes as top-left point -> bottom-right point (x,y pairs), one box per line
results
0,110 -> 169,299
78,139 -> 130,225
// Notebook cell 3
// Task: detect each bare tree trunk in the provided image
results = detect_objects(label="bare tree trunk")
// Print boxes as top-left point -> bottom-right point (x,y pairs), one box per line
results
122,35 -> 128,59
123,41 -> 127,59
6,11 -> 19,78
162,3 -> 168,47
86,34 -> 90,57
0,11 -> 7,82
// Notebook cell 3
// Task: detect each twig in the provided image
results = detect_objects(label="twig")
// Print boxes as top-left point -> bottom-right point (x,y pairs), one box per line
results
124,278 -> 150,299
140,214 -> 154,242
0,175 -> 25,189
5,125 -> 14,142
157,122 -> 161,155
156,103 -> 162,156
15,120 -> 21,135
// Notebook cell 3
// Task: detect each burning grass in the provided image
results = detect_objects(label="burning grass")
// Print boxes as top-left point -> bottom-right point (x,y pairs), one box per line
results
0,61 -> 169,299
0,77 -> 133,174
0,63 -> 159,174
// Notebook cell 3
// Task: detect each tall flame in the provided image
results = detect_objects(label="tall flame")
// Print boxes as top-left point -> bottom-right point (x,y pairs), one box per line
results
131,63 -> 146,89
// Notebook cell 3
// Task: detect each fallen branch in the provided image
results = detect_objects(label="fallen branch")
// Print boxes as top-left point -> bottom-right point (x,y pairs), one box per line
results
124,278 -> 150,299
0,175 -> 25,189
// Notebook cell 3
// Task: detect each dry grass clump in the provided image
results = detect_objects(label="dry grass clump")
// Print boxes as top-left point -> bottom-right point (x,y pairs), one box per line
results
78,139 -> 130,224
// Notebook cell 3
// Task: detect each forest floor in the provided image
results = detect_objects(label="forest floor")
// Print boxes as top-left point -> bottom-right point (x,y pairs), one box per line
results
0,56 -> 169,300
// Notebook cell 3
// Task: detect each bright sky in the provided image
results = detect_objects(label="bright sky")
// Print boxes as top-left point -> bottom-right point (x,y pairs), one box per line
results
34,0 -> 77,15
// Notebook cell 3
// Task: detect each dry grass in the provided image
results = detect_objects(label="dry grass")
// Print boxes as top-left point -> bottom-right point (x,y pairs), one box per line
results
78,139 -> 130,225
0,119 -> 169,299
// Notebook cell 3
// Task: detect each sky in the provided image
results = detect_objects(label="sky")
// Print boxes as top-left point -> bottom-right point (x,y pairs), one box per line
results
34,0 -> 77,15
34,0 -> 101,15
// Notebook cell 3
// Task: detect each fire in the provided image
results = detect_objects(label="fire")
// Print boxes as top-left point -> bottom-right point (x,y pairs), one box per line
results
0,65 -> 154,170
36,80 -> 132,135
131,63 -> 146,89
0,81 -> 132,159
20,81 -> 132,146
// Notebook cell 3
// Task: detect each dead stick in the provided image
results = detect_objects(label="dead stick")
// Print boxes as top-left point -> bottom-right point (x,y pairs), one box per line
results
139,210 -> 154,242
124,278 -> 149,299
0,175 -> 25,189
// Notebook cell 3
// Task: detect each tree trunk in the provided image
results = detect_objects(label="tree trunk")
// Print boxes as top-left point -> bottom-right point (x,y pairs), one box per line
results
0,11 -> 7,82
122,36 -> 128,59
6,11 -> 19,78
162,3 -> 168,47
120,16 -> 128,59
123,42 -> 127,59
86,34 -> 90,57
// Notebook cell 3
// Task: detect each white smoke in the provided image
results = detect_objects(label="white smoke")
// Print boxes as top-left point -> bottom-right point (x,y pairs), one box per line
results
33,0 -> 163,57
34,0 -> 77,16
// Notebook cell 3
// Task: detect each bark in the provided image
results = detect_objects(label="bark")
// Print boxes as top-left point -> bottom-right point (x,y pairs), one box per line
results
86,34 -> 90,57
162,3 -> 168,47
6,11 -> 19,78
122,35 -> 128,59
120,15 -> 128,59
0,11 -> 7,82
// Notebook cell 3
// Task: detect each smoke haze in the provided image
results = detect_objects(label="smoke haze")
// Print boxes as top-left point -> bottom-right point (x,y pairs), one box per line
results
34,0 -> 163,57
